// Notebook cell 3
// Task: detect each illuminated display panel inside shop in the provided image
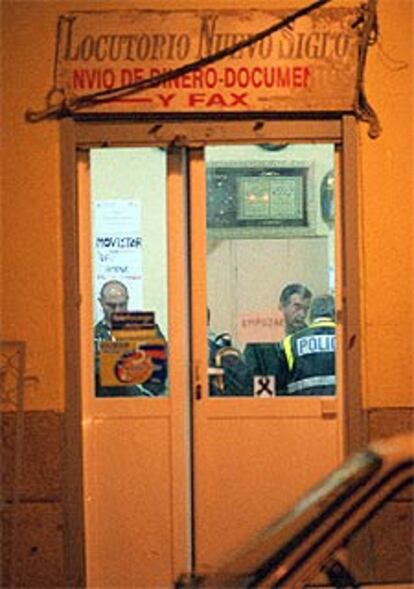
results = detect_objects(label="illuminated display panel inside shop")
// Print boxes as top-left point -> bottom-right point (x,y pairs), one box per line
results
207,166 -> 308,229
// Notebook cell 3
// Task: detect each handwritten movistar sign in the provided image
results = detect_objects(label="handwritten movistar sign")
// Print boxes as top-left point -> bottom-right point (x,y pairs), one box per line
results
56,9 -> 359,112
96,236 -> 142,248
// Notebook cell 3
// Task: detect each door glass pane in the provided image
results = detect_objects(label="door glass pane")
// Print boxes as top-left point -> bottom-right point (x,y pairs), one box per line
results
206,144 -> 336,397
91,148 -> 168,397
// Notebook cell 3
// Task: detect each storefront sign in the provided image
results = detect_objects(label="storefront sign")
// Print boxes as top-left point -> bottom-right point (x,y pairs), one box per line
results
55,8 -> 360,114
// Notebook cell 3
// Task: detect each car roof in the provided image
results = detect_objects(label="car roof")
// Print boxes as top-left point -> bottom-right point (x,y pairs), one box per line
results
189,434 -> 414,588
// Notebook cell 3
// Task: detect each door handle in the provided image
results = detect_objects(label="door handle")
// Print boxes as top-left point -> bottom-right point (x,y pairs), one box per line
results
194,383 -> 202,400
320,398 -> 337,418
193,361 -> 203,401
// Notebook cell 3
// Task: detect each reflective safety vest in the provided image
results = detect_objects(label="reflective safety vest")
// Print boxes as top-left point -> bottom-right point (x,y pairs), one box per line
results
281,319 -> 336,396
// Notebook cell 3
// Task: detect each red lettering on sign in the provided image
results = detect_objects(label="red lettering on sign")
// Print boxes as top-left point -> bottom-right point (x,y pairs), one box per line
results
120,68 -> 144,86
207,93 -> 227,107
230,92 -> 248,106
188,92 -> 248,107
149,66 -> 220,90
188,93 -> 206,106
157,93 -> 175,107
223,66 -> 310,89
73,68 -> 116,90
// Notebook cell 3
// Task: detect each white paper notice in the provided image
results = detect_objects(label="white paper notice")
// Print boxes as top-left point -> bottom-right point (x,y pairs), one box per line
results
93,200 -> 142,321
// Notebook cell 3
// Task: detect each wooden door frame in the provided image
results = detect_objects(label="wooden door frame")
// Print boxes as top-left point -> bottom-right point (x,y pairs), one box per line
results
60,119 -> 86,588
60,115 -> 363,587
341,115 -> 365,454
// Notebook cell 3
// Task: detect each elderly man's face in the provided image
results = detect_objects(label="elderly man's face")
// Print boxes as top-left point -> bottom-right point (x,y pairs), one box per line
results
100,283 -> 128,323
281,293 -> 311,335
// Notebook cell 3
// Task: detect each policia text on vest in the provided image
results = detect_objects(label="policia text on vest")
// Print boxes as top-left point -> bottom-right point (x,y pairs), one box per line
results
277,317 -> 336,396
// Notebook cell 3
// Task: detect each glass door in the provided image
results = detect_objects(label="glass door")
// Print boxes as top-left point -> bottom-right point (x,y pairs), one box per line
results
67,119 -> 354,586
77,145 -> 190,587
190,142 -> 344,572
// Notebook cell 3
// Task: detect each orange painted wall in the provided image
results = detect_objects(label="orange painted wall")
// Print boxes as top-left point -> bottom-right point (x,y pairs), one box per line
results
1,0 -> 413,412
359,0 -> 414,407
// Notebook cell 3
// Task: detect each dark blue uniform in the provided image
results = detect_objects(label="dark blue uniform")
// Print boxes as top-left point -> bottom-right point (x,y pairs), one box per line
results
277,319 -> 336,396
208,332 -> 252,396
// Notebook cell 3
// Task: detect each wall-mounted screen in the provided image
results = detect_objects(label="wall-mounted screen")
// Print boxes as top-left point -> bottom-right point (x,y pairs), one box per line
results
236,174 -> 305,223
207,164 -> 310,237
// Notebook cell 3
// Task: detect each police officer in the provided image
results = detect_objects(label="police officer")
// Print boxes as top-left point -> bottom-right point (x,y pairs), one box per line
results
243,283 -> 312,393
276,294 -> 336,396
207,307 -> 252,396
279,283 -> 312,336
